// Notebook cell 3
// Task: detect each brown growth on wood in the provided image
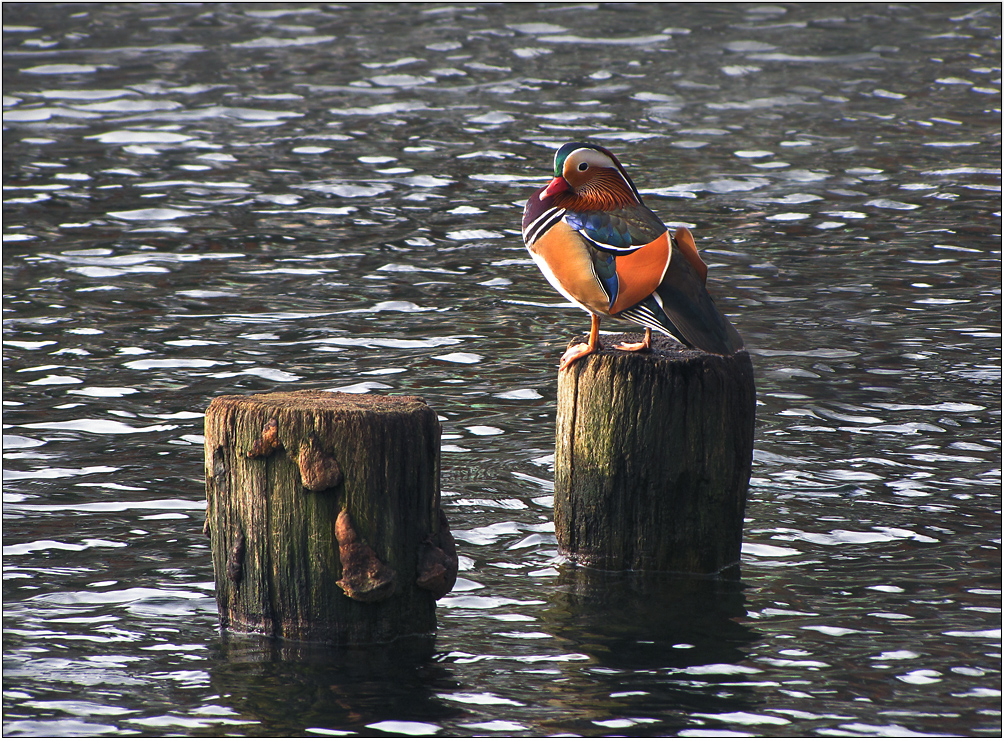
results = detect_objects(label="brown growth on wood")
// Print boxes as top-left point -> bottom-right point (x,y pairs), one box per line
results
297,433 -> 343,492
416,508 -> 459,599
247,418 -> 280,458
226,531 -> 246,585
335,509 -> 398,603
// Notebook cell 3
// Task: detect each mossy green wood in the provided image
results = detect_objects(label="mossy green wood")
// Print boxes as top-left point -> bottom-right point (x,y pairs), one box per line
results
555,335 -> 755,573
204,391 -> 442,644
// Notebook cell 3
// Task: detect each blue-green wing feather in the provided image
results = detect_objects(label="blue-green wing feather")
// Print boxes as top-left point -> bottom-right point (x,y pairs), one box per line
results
564,206 -> 666,254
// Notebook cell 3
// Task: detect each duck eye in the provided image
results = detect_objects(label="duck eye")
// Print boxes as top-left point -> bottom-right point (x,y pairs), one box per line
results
577,162 -> 589,171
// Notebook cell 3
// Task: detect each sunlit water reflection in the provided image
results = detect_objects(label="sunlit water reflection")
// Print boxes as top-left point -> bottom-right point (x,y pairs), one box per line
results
3,3 -> 1001,737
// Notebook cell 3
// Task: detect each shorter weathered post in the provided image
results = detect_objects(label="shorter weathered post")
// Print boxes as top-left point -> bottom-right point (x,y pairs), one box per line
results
204,391 -> 457,645
554,334 -> 755,573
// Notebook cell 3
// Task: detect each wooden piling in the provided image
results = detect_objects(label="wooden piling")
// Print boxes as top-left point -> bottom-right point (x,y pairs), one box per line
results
554,334 -> 755,573
203,390 -> 456,645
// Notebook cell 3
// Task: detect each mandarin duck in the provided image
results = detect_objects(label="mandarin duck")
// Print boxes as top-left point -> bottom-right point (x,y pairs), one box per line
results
522,142 -> 743,370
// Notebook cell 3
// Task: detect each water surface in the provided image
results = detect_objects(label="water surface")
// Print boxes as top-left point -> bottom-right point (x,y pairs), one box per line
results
3,3 -> 1001,737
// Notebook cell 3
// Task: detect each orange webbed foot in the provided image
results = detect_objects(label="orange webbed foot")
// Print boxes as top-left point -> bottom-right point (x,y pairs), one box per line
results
559,315 -> 603,371
559,341 -> 599,371
613,328 -> 652,353
614,340 -> 648,352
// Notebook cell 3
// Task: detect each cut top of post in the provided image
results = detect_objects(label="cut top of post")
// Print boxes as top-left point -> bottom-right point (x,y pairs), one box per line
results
210,390 -> 431,415
559,333 -> 741,373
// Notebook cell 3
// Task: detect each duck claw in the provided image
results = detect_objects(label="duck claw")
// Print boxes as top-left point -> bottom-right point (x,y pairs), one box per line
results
614,328 -> 652,354
559,314 -> 603,371
559,342 -> 595,371
614,341 -> 648,352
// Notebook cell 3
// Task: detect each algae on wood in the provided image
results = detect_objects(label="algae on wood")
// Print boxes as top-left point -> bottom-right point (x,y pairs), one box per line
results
204,390 -> 454,645
555,334 -> 756,573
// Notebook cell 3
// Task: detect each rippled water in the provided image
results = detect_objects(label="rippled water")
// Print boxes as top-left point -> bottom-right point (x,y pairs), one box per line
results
3,3 -> 1001,737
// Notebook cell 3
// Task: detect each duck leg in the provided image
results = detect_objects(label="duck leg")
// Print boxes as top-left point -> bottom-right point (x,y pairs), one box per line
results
614,327 -> 652,353
559,314 -> 602,370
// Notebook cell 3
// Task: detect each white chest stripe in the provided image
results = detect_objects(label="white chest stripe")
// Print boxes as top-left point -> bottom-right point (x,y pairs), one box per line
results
523,207 -> 566,247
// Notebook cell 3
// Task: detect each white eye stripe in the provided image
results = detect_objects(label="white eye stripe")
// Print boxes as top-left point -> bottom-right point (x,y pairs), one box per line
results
564,147 -> 642,203
566,148 -> 614,171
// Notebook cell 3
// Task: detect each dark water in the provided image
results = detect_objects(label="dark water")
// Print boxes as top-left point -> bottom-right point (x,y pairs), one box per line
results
3,2 -> 1001,737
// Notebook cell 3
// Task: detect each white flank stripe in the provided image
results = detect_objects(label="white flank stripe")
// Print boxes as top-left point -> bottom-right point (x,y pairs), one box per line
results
578,229 -> 639,254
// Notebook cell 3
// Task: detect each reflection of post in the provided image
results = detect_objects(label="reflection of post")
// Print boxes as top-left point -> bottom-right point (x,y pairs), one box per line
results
555,335 -> 755,573
540,568 -> 758,725
545,568 -> 754,668
204,390 -> 456,644
210,637 -> 450,733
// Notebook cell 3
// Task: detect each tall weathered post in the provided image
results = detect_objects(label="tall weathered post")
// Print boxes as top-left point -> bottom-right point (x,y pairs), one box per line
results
203,391 -> 457,645
554,334 -> 755,573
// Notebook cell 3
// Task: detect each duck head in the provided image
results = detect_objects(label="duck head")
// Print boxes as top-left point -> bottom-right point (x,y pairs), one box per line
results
541,142 -> 643,209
